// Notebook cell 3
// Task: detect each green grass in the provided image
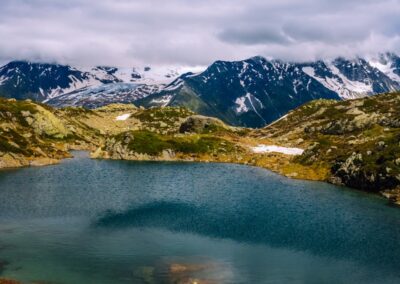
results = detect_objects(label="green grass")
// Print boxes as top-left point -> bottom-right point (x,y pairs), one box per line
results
59,107 -> 98,118
169,136 -> 233,153
123,131 -> 170,155
134,107 -> 193,123
115,130 -> 235,156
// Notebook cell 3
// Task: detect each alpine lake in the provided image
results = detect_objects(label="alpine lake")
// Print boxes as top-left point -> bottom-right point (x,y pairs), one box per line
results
0,152 -> 399,284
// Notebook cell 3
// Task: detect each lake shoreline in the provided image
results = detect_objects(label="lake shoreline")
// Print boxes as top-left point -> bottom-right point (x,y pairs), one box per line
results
93,152 -> 398,206
2,149 -> 394,207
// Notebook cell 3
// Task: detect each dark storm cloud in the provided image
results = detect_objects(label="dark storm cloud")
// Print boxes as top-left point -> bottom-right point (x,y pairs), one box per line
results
0,0 -> 398,67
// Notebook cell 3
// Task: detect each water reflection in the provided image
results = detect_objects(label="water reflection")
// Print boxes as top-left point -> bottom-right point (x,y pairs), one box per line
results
93,197 -> 400,275
0,152 -> 399,283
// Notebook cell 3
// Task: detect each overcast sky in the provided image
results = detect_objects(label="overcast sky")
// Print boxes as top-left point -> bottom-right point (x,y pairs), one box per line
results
0,0 -> 399,67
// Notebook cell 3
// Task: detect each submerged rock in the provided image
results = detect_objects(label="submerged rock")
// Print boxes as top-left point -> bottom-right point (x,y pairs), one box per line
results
0,259 -> 10,275
0,279 -> 21,284
133,266 -> 155,284
169,263 -> 217,284
381,188 -> 400,205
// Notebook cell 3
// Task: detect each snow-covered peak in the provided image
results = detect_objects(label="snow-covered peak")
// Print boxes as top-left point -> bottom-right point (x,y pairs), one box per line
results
0,61 -> 205,103
302,62 -> 373,99
368,53 -> 400,84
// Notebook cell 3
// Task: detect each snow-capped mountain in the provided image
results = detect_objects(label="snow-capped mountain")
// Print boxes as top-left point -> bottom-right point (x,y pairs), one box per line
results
138,53 -> 400,127
1,53 -> 399,127
0,61 -> 96,101
0,61 -> 187,105
368,53 -> 400,84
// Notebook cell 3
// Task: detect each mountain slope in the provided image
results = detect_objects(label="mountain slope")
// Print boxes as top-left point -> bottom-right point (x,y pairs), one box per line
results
0,61 -> 185,106
0,61 -> 95,101
0,97 -> 101,168
254,91 -> 400,202
45,83 -> 159,109
138,54 -> 400,127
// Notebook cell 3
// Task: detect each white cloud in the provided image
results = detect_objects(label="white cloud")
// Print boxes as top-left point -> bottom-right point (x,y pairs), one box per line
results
0,0 -> 399,67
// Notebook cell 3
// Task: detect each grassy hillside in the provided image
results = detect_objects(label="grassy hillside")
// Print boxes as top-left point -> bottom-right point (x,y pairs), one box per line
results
256,91 -> 400,202
0,98 -> 102,167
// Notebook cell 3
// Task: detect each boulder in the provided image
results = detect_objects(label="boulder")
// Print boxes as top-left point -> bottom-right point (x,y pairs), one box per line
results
179,115 -> 227,134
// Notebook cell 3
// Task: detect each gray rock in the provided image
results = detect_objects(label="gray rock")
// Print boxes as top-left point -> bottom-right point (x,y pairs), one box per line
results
179,115 -> 227,134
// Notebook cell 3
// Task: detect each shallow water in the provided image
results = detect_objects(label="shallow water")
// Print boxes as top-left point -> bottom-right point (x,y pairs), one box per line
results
0,151 -> 399,283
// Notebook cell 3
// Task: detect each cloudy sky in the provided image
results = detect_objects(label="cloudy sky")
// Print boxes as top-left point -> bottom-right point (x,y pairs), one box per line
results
1,0 -> 399,67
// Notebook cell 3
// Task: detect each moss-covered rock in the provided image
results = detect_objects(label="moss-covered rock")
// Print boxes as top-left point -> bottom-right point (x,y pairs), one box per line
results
97,130 -> 239,161
179,115 -> 228,134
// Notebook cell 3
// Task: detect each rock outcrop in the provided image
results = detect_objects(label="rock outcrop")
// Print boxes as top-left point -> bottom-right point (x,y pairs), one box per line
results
179,115 -> 228,134
260,91 -> 400,204
0,98 -> 100,169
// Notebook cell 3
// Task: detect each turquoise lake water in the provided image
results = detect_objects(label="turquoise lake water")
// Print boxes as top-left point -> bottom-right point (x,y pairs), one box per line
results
0,151 -> 399,283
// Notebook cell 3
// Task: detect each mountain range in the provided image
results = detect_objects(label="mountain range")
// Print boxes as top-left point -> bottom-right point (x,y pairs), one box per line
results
0,61 -> 186,107
0,53 -> 399,127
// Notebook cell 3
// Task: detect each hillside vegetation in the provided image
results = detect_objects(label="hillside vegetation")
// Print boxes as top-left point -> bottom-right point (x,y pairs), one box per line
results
0,98 -> 100,167
1,92 -> 400,204
257,91 -> 400,203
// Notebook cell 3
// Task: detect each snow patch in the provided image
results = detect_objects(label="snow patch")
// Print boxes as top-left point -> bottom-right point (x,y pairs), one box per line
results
328,63 -> 372,95
150,94 -> 173,106
113,65 -> 204,85
239,62 -> 249,78
252,144 -> 304,155
266,114 -> 288,127
302,65 -> 372,99
39,88 -> 45,97
235,93 -> 264,114
115,113 -> 131,121
47,83 -> 153,107
45,74 -> 100,101
0,76 -> 7,85
163,79 -> 183,91
369,59 -> 400,83
301,67 -> 315,77
235,96 -> 249,113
